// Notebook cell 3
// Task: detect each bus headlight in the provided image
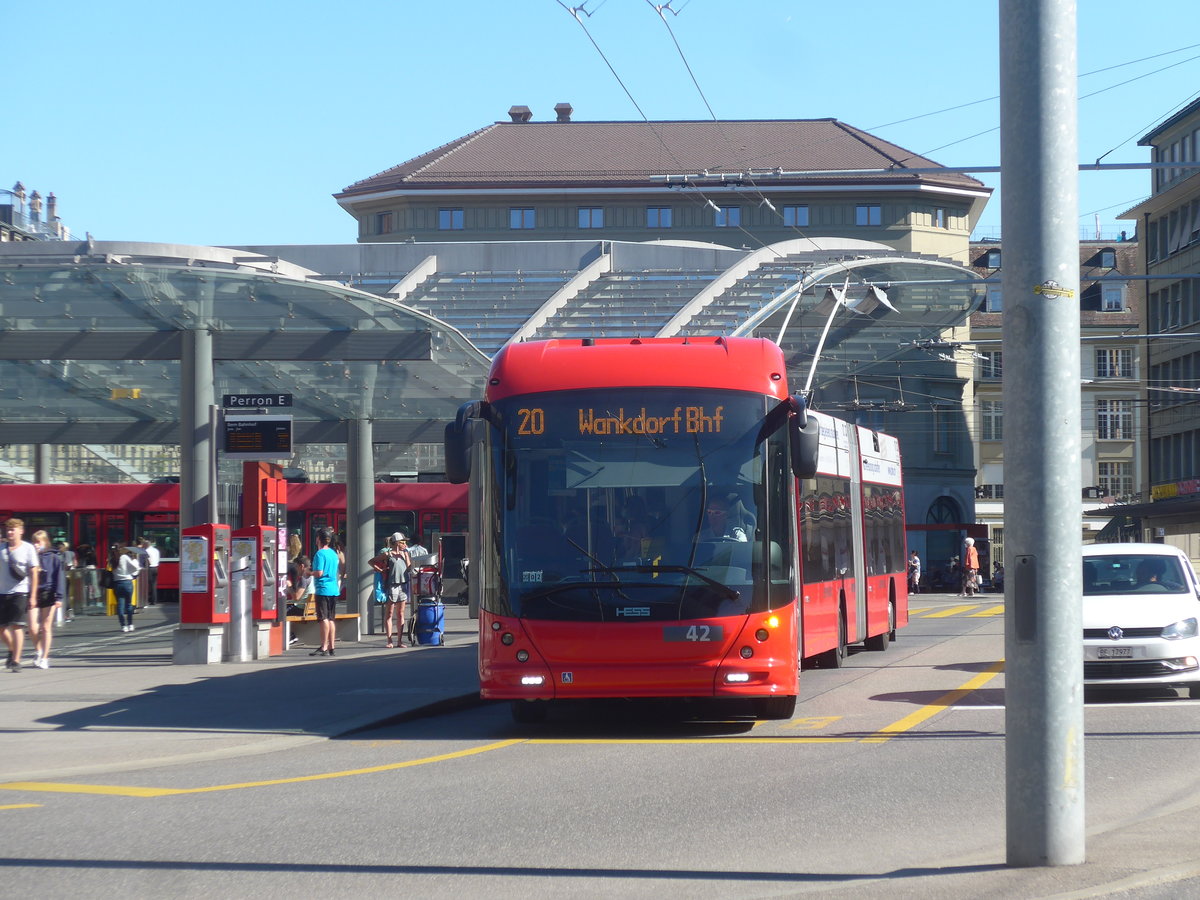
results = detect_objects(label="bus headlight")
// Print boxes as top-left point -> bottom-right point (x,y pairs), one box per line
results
501,632 -> 515,645
516,649 -> 529,662
725,672 -> 751,683
739,646 -> 754,659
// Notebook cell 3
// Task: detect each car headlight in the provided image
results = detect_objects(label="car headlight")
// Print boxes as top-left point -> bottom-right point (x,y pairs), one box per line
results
1161,617 -> 1198,640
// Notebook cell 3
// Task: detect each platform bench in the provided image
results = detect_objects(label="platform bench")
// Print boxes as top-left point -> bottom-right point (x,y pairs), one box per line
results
286,613 -> 360,645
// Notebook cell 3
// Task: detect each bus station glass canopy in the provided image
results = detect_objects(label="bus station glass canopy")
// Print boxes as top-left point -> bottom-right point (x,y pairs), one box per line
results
0,242 -> 490,447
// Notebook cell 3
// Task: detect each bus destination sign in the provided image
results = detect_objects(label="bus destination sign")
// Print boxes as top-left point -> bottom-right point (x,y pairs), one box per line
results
578,405 -> 725,435
517,405 -> 726,437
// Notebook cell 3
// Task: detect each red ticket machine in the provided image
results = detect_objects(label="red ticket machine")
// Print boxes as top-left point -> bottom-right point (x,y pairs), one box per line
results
232,525 -> 278,619
180,523 -> 231,624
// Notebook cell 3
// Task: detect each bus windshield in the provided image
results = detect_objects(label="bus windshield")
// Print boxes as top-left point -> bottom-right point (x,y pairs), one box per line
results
487,388 -> 793,621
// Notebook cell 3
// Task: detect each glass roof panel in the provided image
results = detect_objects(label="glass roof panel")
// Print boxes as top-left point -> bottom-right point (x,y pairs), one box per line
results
0,244 -> 490,439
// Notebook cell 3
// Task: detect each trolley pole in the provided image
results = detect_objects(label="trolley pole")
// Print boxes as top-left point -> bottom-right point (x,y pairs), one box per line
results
1000,0 -> 1085,867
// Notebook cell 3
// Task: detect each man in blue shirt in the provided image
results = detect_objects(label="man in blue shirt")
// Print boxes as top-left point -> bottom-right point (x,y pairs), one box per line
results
310,529 -> 341,657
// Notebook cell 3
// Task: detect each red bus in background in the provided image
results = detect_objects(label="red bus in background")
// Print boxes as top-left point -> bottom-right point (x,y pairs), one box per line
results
285,482 -> 468,556
445,336 -> 907,724
798,412 -> 908,668
0,483 -> 181,596
0,481 -> 467,602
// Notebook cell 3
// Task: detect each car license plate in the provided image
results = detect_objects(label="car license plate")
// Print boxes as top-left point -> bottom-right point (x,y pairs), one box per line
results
1097,647 -> 1133,659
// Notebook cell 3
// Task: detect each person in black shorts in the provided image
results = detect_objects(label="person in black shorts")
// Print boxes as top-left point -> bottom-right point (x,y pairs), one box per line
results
29,530 -> 67,669
1,518 -> 40,672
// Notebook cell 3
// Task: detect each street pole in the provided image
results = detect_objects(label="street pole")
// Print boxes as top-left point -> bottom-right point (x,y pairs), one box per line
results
1000,0 -> 1085,867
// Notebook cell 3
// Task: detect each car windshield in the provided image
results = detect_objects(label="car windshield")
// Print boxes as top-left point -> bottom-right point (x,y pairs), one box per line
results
1083,554 -> 1190,595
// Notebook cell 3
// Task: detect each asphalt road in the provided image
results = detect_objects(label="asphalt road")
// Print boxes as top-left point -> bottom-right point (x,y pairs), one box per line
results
5,595 -> 1200,899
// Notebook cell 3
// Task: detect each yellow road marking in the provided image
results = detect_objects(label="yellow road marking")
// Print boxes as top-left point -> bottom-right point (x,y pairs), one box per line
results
968,604 -> 1005,617
0,739 -> 524,798
908,606 -> 933,614
860,660 -> 1005,743
0,667 -> 1010,796
0,803 -> 41,810
528,737 -> 859,744
779,715 -> 843,732
920,604 -> 980,618
0,783 -> 174,798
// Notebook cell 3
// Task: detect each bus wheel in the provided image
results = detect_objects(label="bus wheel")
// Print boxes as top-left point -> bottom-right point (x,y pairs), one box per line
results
511,700 -> 548,724
818,609 -> 847,669
865,601 -> 894,651
756,695 -> 797,720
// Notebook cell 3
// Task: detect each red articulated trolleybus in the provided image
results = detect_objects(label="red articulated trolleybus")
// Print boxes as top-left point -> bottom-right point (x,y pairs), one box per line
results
445,336 -> 907,723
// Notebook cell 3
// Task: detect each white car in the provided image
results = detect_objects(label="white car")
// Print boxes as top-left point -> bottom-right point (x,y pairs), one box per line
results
1083,543 -> 1200,698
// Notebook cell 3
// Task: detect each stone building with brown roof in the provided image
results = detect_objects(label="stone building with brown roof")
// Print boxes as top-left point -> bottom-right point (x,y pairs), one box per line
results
335,107 -> 990,262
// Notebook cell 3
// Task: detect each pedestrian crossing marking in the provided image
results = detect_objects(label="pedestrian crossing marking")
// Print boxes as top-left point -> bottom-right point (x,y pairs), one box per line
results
920,604 -> 981,618
968,605 -> 1005,617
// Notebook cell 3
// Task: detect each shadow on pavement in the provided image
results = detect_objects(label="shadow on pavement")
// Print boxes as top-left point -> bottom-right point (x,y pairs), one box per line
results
35,644 -> 481,739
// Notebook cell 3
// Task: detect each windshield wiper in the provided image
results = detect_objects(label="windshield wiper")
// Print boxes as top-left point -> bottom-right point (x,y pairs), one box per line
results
590,564 -> 741,601
565,536 -> 634,602
565,535 -> 622,581
521,580 -> 633,602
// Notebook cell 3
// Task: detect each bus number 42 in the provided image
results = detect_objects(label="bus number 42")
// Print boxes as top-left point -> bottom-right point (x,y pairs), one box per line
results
663,625 -> 724,642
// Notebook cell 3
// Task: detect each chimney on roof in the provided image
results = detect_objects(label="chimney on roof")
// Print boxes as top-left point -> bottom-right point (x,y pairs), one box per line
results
508,105 -> 532,123
554,102 -> 573,123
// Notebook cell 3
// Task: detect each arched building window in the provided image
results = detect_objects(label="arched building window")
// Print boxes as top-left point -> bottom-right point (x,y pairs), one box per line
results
925,497 -> 964,586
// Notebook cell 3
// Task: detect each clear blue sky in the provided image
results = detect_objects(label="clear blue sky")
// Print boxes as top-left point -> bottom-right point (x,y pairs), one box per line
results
8,1 -> 1198,248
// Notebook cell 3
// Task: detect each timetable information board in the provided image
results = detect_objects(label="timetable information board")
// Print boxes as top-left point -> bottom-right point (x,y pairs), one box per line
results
223,414 -> 292,460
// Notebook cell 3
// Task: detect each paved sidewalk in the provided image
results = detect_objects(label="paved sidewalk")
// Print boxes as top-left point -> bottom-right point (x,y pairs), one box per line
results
0,600 -> 483,782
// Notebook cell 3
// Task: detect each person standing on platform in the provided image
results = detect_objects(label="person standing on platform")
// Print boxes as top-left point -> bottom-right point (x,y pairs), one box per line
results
57,541 -> 76,570
908,550 -> 921,595
1,518 -> 39,672
370,533 -> 411,648
30,530 -> 66,668
961,537 -> 980,597
309,529 -> 341,657
405,532 -> 431,601
109,544 -> 140,632
138,537 -> 160,605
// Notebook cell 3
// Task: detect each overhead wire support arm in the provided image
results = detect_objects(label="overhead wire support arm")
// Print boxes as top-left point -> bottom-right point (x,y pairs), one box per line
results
801,278 -> 849,400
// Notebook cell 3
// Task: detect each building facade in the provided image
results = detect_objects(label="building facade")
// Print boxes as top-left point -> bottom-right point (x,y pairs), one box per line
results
1,182 -> 71,243
1114,98 -> 1200,562
966,240 -> 1145,568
